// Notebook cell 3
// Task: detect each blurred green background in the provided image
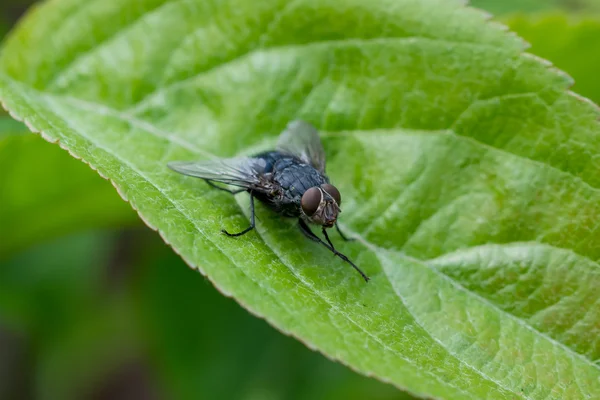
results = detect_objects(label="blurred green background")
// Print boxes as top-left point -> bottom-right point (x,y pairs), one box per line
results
1,1 -> 599,399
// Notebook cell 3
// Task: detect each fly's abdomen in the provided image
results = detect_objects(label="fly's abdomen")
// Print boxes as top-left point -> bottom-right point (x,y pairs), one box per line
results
253,151 -> 288,173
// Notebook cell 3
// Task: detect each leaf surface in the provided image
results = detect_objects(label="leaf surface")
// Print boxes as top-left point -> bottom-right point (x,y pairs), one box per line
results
1,0 -> 600,398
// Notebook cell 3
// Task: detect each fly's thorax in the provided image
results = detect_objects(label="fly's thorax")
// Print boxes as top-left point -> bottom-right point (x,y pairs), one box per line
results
300,184 -> 342,227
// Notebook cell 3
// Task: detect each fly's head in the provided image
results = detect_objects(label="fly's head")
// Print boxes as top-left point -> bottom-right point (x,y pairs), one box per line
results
301,184 -> 342,228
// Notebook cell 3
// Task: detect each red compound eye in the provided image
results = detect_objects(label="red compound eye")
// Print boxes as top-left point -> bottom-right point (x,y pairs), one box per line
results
301,187 -> 322,216
321,183 -> 341,205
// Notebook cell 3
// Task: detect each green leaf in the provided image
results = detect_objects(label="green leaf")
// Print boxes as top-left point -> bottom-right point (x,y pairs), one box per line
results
1,0 -> 600,398
505,13 -> 600,105
0,118 -> 138,257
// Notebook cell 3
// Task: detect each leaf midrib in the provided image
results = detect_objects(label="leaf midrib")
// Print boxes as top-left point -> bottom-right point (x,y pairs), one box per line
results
43,88 -> 600,201
8,68 -> 600,243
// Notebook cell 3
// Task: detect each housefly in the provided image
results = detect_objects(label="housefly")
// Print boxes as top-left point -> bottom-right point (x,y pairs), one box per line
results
168,121 -> 369,282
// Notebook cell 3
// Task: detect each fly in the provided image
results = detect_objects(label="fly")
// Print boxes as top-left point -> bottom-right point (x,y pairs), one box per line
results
168,121 -> 370,282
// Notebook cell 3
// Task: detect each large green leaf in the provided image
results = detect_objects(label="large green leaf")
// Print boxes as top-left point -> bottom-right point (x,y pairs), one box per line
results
1,0 -> 599,398
0,118 -> 138,257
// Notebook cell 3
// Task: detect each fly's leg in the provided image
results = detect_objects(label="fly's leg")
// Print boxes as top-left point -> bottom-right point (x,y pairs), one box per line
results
322,228 -> 336,252
298,219 -> 370,282
206,179 -> 245,195
222,194 -> 255,237
335,222 -> 355,242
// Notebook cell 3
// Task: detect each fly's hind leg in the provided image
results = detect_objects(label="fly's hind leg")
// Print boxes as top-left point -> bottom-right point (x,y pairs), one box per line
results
335,222 -> 355,242
206,179 -> 245,195
222,193 -> 256,237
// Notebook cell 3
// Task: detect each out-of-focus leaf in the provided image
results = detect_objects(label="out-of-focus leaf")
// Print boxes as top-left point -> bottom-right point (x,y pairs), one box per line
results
469,0 -> 600,15
0,115 -> 27,136
0,16 -> 9,41
0,121 -> 139,257
0,232 -> 147,400
1,0 -> 600,398
506,13 -> 600,104
0,14 -> 12,122
469,0 -> 560,14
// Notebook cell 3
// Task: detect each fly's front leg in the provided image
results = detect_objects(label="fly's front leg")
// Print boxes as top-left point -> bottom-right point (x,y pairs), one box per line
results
222,194 -> 255,237
206,179 -> 245,195
298,219 -> 370,282
322,228 -> 336,252
335,222 -> 355,242
298,219 -> 324,244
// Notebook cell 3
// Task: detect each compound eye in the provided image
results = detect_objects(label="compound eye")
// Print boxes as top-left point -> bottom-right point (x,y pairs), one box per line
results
321,184 -> 341,205
301,187 -> 322,216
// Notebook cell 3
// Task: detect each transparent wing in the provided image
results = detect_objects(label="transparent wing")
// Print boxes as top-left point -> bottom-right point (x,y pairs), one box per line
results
168,157 -> 267,189
276,120 -> 326,172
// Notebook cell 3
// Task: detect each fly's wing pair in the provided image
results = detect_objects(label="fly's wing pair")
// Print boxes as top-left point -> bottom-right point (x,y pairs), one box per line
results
168,121 -> 326,187
168,157 -> 267,190
277,120 -> 326,173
